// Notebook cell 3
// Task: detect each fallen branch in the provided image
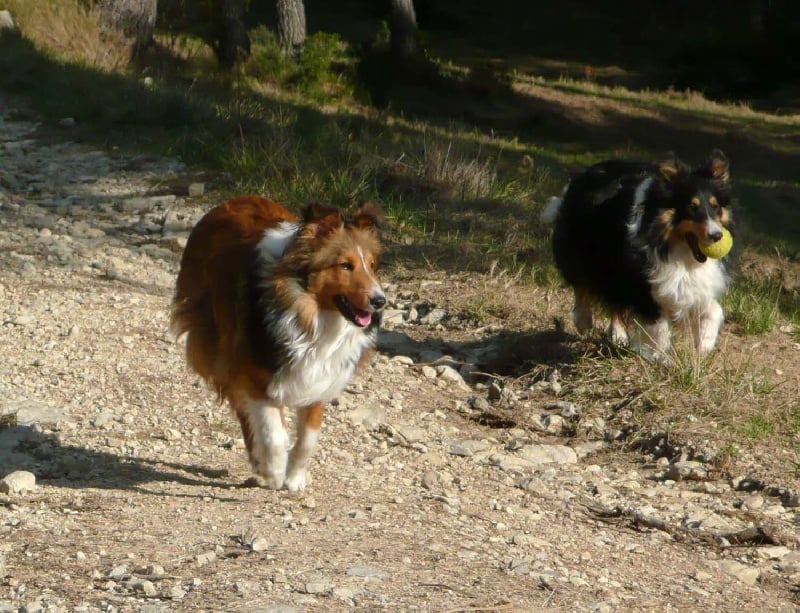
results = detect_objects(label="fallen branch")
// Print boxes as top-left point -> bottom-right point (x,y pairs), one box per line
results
581,501 -> 796,548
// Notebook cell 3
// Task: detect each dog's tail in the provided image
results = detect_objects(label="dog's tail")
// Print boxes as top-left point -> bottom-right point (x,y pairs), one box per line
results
540,196 -> 563,225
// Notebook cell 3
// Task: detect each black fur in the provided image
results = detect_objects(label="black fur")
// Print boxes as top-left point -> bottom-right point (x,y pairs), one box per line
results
550,151 -> 733,322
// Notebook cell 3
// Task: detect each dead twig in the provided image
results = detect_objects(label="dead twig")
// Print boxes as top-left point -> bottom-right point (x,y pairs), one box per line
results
581,501 -> 795,548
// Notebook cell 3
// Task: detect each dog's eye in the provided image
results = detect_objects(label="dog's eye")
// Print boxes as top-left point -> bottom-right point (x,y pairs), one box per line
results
340,261 -> 354,271
709,197 -> 719,209
691,197 -> 701,209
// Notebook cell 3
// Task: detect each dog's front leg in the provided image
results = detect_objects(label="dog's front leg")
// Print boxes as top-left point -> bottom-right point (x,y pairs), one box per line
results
237,398 -> 289,489
694,301 -> 724,354
285,402 -> 324,492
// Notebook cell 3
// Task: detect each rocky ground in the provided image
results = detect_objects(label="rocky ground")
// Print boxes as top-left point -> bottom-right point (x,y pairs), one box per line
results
0,99 -> 798,612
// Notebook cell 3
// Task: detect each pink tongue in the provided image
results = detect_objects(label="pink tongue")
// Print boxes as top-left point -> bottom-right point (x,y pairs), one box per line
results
354,310 -> 372,327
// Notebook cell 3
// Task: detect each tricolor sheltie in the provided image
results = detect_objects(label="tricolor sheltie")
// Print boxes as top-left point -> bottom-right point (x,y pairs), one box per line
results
541,150 -> 734,360
171,196 -> 385,491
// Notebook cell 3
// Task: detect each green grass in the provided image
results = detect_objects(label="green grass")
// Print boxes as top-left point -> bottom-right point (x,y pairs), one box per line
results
723,277 -> 789,336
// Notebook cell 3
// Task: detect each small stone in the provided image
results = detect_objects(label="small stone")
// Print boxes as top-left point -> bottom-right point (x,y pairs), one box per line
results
167,586 -> 187,600
250,537 -> 269,552
741,494 -> 764,510
666,461 -> 708,481
135,579 -> 158,596
717,560 -> 759,585
346,566 -> 387,579
0,471 -> 36,494
188,182 -> 206,197
542,414 -> 566,434
518,444 -> 577,465
107,564 -> 129,580
196,551 -> 216,566
421,365 -> 437,378
304,580 -> 331,594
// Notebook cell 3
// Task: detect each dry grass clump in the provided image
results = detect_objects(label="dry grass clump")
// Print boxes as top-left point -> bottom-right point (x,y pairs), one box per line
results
5,0 -> 130,71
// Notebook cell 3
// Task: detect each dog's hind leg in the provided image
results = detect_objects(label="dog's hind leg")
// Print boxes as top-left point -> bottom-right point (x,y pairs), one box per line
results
572,286 -> 594,335
285,402 -> 324,492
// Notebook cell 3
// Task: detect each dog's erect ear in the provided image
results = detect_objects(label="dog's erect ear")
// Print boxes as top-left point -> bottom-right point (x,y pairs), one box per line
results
657,152 -> 686,182
705,149 -> 730,184
350,201 -> 383,231
303,202 -> 342,239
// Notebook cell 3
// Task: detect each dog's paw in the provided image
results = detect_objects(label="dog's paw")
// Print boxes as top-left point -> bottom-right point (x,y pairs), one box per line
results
284,468 -> 307,492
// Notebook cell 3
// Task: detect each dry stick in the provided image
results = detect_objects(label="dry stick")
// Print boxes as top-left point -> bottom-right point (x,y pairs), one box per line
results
445,604 -> 516,613
581,501 -> 793,547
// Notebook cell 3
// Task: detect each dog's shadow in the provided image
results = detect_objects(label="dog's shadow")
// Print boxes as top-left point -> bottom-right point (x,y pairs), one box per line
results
378,326 -> 578,380
0,424 -> 240,499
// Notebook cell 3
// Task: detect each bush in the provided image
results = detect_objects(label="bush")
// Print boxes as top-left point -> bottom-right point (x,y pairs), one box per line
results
247,27 -> 350,101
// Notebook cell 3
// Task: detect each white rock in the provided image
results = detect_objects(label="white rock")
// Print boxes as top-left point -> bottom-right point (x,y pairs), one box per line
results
717,560 -> 759,585
0,470 -> 36,494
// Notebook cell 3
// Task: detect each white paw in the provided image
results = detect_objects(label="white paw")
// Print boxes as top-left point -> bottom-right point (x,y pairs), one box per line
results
284,469 -> 307,492
608,321 -> 629,345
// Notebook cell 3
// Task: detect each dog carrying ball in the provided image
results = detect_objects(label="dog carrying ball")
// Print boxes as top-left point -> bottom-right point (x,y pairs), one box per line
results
699,227 -> 733,259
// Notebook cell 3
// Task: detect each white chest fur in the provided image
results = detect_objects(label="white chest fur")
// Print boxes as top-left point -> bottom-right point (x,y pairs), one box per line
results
269,310 -> 373,408
649,242 -> 728,321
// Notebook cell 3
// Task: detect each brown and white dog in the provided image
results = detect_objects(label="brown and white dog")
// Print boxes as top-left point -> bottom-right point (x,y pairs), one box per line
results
171,196 -> 385,491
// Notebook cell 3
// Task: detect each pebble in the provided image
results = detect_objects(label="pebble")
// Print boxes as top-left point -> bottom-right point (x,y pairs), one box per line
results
666,461 -> 709,481
346,566 -> 387,579
518,444 -> 578,464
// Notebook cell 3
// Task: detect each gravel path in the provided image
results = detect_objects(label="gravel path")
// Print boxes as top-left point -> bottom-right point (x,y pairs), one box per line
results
0,100 -> 798,612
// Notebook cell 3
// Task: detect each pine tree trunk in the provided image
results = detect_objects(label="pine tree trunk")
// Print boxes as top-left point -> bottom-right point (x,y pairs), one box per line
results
215,0 -> 250,68
390,0 -> 417,58
97,0 -> 157,58
276,0 -> 307,58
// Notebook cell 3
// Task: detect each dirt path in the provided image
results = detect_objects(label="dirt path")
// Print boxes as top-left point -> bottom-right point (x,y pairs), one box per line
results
0,101 -> 798,612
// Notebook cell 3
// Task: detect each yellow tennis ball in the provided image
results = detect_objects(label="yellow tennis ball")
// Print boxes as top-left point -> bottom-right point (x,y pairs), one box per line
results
699,227 -> 733,259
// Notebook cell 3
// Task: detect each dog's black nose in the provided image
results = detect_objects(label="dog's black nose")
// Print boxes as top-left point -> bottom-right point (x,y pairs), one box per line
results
370,294 -> 386,310
707,229 -> 723,243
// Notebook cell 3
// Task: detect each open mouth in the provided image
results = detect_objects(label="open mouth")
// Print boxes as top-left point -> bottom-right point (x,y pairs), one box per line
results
334,295 -> 373,328
686,233 -> 707,263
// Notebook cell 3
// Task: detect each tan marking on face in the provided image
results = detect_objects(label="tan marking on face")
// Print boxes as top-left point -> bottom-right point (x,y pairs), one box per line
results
691,197 -> 701,207
709,196 -> 718,207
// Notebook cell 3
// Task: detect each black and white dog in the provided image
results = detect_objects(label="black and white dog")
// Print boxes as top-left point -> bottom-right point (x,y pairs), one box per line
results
541,151 -> 734,360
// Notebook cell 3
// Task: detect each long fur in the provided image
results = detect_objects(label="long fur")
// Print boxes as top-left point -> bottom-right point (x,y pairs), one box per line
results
544,151 -> 734,359
171,196 -> 385,490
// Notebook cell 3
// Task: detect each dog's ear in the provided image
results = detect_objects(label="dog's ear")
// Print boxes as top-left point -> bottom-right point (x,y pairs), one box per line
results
350,201 -> 383,231
303,202 -> 342,239
657,152 -> 686,182
705,149 -> 730,184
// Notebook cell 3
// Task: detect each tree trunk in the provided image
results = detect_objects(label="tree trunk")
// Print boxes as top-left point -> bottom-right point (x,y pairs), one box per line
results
276,0 -> 306,58
215,0 -> 251,68
97,0 -> 157,59
390,0 -> 417,57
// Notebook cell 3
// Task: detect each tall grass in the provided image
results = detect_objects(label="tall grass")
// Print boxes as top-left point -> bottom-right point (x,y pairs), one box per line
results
3,0 -> 130,70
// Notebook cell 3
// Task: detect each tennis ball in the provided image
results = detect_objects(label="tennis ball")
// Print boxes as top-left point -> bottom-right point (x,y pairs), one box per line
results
699,227 -> 733,259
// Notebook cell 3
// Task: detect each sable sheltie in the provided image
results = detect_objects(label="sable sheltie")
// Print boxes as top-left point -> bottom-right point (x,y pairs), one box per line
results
541,150 -> 734,360
171,196 -> 385,491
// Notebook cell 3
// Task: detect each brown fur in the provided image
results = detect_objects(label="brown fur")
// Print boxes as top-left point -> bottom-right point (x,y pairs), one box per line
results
171,195 -> 382,480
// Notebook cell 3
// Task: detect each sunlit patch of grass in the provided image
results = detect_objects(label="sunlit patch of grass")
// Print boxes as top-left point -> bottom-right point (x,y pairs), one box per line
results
4,0 -> 130,70
723,277 -> 782,335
